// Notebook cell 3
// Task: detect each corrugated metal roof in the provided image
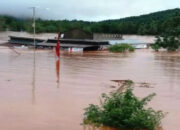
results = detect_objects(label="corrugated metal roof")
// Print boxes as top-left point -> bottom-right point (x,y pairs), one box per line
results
38,43 -> 96,48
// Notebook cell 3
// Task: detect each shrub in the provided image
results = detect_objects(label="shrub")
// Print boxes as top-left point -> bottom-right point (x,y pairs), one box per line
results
128,46 -> 135,52
84,87 -> 165,130
151,44 -> 161,52
109,44 -> 135,52
152,35 -> 180,52
152,27 -> 180,52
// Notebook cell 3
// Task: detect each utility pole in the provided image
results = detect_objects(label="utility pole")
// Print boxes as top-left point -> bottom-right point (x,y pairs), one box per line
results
30,7 -> 36,104
33,7 -> 36,49
30,7 -> 36,49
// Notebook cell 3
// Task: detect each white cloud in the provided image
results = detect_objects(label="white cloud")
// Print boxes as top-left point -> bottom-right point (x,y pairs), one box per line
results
0,0 -> 179,21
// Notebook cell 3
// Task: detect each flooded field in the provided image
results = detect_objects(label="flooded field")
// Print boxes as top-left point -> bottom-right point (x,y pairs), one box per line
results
0,47 -> 180,130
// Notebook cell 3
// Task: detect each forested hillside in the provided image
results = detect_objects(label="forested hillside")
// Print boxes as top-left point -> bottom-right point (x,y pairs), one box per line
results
0,8 -> 179,35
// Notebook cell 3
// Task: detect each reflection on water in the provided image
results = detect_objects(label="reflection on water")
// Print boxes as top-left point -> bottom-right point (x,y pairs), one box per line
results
56,59 -> 60,88
0,48 -> 180,130
32,50 -> 36,104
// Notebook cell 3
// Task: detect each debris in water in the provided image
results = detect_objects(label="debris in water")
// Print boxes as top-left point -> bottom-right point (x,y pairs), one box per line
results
111,80 -> 134,93
111,80 -> 155,92
136,82 -> 155,88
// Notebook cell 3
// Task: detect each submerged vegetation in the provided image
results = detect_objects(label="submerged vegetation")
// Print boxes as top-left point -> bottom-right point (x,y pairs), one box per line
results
84,84 -> 165,130
109,44 -> 135,52
152,27 -> 180,51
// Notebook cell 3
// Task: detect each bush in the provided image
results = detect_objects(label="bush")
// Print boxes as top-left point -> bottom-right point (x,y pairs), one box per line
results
151,44 -> 161,52
84,87 -> 165,130
152,27 -> 180,52
152,35 -> 180,52
109,44 -> 135,52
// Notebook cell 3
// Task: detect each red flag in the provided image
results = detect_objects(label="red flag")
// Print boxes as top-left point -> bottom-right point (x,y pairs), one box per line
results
56,31 -> 60,57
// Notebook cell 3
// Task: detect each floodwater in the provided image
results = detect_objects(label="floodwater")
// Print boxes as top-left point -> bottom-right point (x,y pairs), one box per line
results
0,47 -> 180,130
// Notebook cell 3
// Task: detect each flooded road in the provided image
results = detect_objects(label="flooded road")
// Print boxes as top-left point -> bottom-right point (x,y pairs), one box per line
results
0,47 -> 180,130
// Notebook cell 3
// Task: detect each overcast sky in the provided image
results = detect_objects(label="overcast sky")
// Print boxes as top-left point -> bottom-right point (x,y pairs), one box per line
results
0,0 -> 179,21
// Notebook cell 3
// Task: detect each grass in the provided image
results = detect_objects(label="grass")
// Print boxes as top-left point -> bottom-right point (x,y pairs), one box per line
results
83,84 -> 165,130
109,44 -> 135,53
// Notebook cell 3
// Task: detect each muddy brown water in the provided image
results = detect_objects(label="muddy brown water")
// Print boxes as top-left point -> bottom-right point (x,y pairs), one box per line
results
0,47 -> 180,130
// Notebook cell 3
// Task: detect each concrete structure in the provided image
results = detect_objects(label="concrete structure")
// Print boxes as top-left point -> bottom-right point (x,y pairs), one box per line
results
8,36 -> 109,51
93,33 -> 123,40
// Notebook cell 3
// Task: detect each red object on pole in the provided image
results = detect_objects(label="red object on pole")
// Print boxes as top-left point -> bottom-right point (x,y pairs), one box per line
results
56,31 -> 60,57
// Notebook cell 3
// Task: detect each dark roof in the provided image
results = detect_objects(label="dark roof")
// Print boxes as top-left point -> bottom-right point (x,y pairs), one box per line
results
8,36 -> 110,48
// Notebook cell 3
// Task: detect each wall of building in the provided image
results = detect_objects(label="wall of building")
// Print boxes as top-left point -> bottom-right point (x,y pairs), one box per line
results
93,33 -> 123,40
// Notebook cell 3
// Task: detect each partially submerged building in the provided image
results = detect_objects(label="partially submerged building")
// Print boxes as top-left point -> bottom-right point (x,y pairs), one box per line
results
93,33 -> 123,40
8,36 -> 109,51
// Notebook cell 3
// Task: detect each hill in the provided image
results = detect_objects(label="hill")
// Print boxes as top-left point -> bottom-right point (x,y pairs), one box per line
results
0,8 -> 180,35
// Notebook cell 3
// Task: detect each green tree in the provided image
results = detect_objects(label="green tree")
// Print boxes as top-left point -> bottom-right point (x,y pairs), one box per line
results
152,27 -> 180,51
0,17 -> 6,31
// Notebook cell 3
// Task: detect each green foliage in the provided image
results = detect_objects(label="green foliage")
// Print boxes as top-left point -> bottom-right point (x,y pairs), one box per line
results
84,88 -> 165,130
152,27 -> 180,51
151,44 -> 161,52
0,8 -> 180,35
151,37 -> 161,51
109,44 -> 135,52
128,46 -> 135,52
0,16 -> 6,31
